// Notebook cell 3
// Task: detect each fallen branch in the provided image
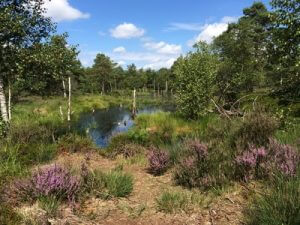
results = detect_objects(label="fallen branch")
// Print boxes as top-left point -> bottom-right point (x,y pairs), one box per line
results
211,99 -> 231,120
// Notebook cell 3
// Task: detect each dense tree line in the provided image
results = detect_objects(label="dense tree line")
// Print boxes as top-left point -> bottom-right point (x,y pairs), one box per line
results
78,55 -> 174,95
173,0 -> 299,119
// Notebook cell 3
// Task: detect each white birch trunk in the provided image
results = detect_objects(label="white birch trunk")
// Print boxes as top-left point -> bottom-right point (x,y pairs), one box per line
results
0,78 -> 8,123
8,80 -> 12,121
132,89 -> 137,118
62,79 -> 67,98
67,76 -> 71,122
59,105 -> 64,121
101,83 -> 105,95
165,80 -> 168,93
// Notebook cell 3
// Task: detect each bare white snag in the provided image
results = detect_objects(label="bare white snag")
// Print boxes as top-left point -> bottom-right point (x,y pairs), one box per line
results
62,79 -> 67,98
132,89 -> 137,118
8,80 -> 11,121
165,80 -> 168,94
59,105 -> 64,121
67,76 -> 71,122
0,77 -> 8,123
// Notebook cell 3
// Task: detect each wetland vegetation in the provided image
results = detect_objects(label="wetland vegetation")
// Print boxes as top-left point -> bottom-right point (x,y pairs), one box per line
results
0,0 -> 299,224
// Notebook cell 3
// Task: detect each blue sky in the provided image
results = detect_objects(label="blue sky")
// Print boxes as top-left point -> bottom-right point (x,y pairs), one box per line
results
44,0 -> 271,69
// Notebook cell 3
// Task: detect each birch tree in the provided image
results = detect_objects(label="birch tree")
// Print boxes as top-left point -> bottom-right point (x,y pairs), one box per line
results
0,0 -> 53,123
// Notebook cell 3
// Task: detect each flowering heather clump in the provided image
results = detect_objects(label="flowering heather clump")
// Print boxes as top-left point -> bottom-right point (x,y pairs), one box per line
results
182,156 -> 196,169
235,146 -> 268,181
236,146 -> 267,167
4,165 -> 81,206
236,139 -> 300,181
268,138 -> 299,176
147,148 -> 170,175
188,139 -> 208,160
32,164 -> 80,202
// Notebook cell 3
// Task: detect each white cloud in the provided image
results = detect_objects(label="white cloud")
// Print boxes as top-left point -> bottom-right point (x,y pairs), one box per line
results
143,58 -> 176,70
144,41 -> 182,55
110,23 -> 145,39
78,50 -> 99,67
109,49 -> 180,69
167,23 -> 203,31
117,61 -> 126,66
188,16 -> 238,46
113,46 -> 126,53
221,16 -> 238,23
44,0 -> 90,22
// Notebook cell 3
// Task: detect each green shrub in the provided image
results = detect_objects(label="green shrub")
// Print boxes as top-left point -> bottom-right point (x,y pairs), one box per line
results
7,121 -> 56,145
156,191 -> 189,213
165,142 -> 189,165
81,169 -> 106,198
58,133 -> 94,153
38,195 -> 61,217
246,174 -> 300,225
127,129 -> 149,145
103,170 -> 133,197
106,134 -> 145,158
0,145 -> 29,185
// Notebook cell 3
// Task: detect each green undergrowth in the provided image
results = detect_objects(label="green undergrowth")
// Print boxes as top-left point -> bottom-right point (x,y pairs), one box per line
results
82,166 -> 133,199
246,172 -> 300,225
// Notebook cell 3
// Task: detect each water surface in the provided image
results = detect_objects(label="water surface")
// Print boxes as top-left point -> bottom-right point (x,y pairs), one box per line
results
77,105 -> 173,147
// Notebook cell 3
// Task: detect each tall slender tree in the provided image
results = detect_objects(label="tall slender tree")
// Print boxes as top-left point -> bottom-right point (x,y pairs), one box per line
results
0,0 -> 54,122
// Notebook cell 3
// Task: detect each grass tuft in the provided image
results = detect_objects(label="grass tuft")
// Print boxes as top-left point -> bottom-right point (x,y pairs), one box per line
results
156,191 -> 189,213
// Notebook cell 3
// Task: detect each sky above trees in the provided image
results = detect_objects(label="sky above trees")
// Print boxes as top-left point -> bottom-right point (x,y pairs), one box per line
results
43,0 -> 270,69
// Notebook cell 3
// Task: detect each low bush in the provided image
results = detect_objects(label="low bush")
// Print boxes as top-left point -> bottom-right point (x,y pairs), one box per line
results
174,138 -> 232,190
235,146 -> 268,182
4,164 -> 81,206
234,106 -> 279,149
106,134 -> 146,158
81,165 -> 106,198
165,142 -> 189,165
235,139 -> 299,182
127,129 -> 149,145
37,195 -> 61,217
58,133 -> 95,153
156,191 -> 189,213
268,138 -> 299,176
147,147 -> 170,176
103,169 -> 133,197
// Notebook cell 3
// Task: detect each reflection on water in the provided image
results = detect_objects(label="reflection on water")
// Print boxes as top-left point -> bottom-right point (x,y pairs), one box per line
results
76,105 -> 173,147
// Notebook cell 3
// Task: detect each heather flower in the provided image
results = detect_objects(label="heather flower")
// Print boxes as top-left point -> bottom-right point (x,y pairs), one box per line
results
188,140 -> 208,160
235,146 -> 268,181
5,164 -> 81,206
32,164 -> 81,202
147,148 -> 170,175
236,151 -> 257,167
269,138 -> 299,176
182,156 -> 196,169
